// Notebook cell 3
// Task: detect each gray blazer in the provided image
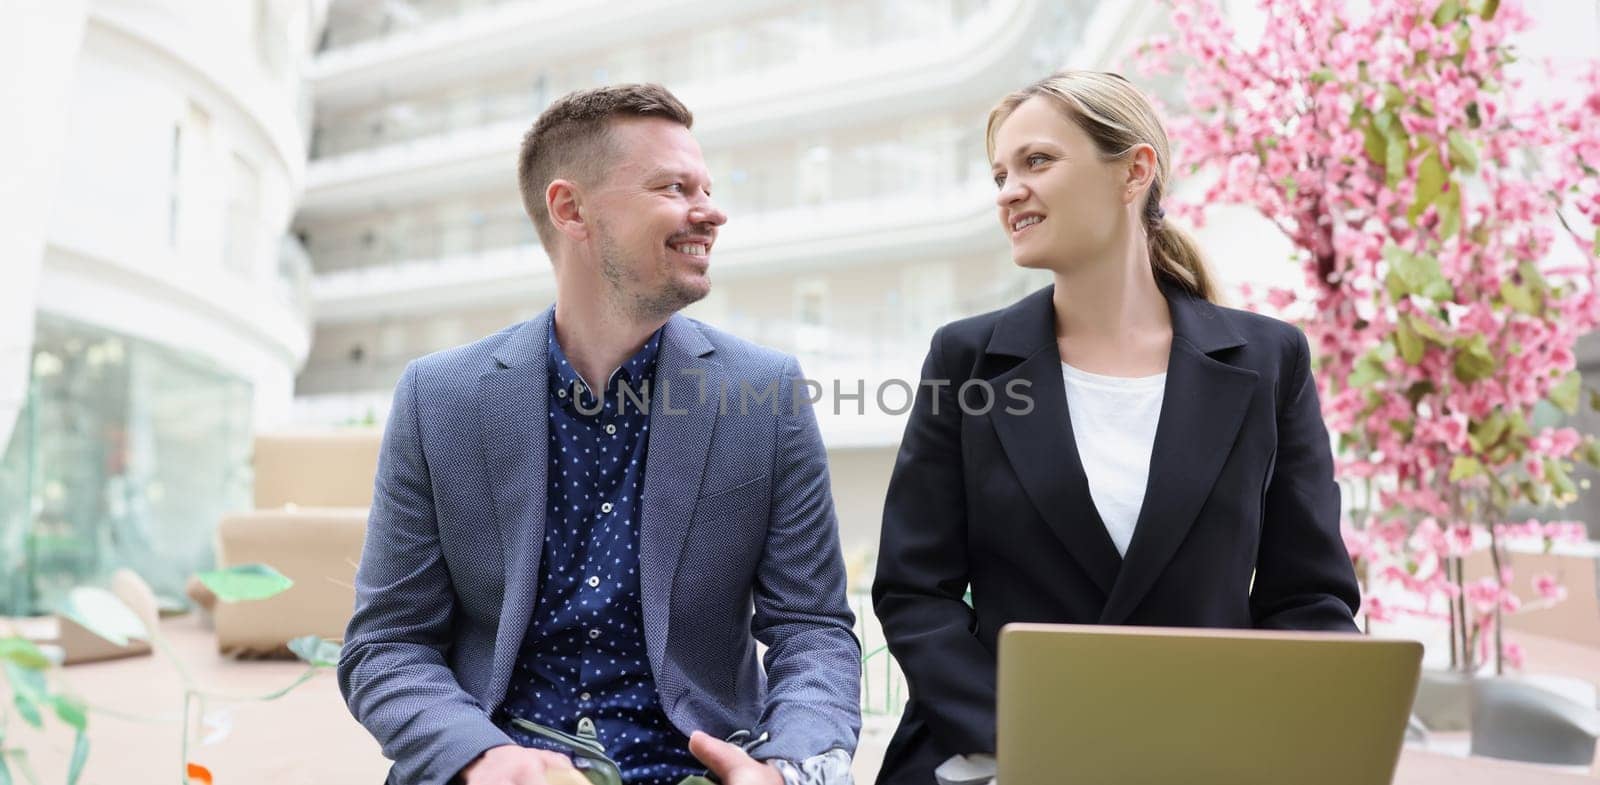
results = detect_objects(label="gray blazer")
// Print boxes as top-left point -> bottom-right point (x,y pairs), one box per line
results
338,309 -> 861,785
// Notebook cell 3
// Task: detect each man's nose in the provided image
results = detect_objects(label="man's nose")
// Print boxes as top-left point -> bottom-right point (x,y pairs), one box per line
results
690,195 -> 727,227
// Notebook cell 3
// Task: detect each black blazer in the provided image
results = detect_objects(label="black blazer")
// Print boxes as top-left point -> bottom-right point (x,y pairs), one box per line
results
870,283 -> 1360,785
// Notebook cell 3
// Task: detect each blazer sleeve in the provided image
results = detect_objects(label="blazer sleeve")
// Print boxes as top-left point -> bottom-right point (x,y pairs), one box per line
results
1250,328 -> 1362,632
337,362 -> 513,785
748,356 -> 863,763
872,327 -> 1000,755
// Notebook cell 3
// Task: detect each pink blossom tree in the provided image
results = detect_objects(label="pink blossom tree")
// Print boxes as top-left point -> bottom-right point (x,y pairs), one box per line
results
1134,0 -> 1600,672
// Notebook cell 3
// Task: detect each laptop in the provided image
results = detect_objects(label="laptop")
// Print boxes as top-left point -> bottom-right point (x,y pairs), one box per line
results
997,623 -> 1423,785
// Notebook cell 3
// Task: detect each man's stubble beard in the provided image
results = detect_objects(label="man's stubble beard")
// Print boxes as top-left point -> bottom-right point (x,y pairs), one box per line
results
596,220 -> 708,323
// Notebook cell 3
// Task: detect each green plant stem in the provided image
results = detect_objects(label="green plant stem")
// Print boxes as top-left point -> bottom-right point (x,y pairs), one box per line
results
1488,522 -> 1506,676
147,631 -> 194,691
179,690 -> 192,785
192,667 -> 320,704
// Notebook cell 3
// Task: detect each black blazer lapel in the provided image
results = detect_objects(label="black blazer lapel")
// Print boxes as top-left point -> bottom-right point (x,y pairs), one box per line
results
1099,286 -> 1258,624
986,289 -> 1122,597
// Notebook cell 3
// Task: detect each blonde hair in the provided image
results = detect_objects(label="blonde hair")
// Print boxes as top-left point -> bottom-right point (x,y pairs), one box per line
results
986,71 -> 1219,303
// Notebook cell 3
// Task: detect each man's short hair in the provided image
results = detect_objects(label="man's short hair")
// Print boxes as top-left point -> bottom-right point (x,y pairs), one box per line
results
517,83 -> 694,252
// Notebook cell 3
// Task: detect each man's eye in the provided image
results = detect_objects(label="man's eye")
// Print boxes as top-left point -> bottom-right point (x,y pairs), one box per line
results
667,183 -> 684,193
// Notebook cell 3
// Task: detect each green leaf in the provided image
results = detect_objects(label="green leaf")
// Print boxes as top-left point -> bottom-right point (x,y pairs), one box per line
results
1386,133 -> 1409,186
1481,0 -> 1500,19
1433,0 -> 1462,25
1489,472 -> 1511,512
1410,146 -> 1447,223
1446,129 -> 1478,173
197,564 -> 294,603
0,638 -> 50,670
1395,319 -> 1425,364
1436,184 -> 1462,238
1310,69 -> 1335,85
1349,351 -> 1387,388
13,692 -> 42,730
1550,370 -> 1582,415
1578,438 -> 1600,468
66,730 -> 88,785
3,661 -> 45,702
58,587 -> 147,646
1500,280 -> 1538,314
1549,459 -> 1578,502
1357,109 -> 1387,165
1471,412 -> 1509,451
1589,387 -> 1600,412
1453,334 -> 1497,382
1450,456 -> 1483,482
287,635 -> 342,668
51,694 -> 87,732
0,752 -> 10,785
1408,313 -> 1446,343
1384,245 -> 1455,300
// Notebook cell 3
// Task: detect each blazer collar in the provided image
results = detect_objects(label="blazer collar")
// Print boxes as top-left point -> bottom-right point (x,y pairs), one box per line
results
492,308 -> 715,369
985,279 -> 1246,360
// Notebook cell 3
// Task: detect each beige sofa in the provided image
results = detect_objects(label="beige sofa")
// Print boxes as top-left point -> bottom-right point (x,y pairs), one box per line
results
209,430 -> 381,656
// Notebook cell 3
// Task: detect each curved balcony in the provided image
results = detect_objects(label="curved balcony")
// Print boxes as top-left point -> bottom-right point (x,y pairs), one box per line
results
298,0 -> 1073,220
311,0 -> 792,108
311,178 -> 1006,322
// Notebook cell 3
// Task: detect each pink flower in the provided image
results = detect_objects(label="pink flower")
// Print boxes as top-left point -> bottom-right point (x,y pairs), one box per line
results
1533,573 -> 1568,603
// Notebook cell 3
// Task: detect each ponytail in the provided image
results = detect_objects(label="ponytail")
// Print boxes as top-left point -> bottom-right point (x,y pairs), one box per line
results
1143,181 -> 1220,304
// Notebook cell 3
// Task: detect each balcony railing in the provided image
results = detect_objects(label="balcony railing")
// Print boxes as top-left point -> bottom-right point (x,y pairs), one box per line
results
311,0 -> 999,160
319,0 -> 544,51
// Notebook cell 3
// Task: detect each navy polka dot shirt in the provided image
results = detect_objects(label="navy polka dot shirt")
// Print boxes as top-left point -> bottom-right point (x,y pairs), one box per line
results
495,326 -> 701,784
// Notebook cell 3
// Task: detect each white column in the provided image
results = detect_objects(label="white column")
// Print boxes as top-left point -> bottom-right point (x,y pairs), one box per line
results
0,0 -> 89,450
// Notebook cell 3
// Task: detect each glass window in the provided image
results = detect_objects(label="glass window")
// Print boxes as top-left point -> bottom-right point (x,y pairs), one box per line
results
0,316 -> 253,614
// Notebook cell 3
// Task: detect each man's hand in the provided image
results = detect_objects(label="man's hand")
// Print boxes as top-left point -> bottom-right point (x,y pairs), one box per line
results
688,731 -> 785,785
461,744 -> 583,785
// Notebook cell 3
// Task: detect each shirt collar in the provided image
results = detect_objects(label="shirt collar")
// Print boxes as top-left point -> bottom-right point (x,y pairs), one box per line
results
547,324 -> 664,406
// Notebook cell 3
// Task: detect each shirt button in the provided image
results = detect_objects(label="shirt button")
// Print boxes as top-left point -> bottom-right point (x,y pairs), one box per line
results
587,576 -> 600,588
600,502 -> 614,514
588,628 -> 601,640
557,389 -> 568,398
604,424 -> 617,435
580,692 -> 592,702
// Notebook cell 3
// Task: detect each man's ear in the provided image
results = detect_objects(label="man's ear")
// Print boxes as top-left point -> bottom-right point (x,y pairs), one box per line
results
1123,143 -> 1158,206
547,179 -> 588,241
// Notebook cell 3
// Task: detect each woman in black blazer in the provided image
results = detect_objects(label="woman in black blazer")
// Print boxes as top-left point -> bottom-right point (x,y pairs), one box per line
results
870,71 -> 1361,784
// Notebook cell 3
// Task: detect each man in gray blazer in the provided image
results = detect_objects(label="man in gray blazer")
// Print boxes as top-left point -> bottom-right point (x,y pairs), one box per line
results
338,84 -> 860,785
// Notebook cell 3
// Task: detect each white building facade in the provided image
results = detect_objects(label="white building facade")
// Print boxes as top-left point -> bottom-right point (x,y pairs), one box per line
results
0,0 -> 325,612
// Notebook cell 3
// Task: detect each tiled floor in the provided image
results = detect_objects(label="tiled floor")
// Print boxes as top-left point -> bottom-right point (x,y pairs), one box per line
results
6,614 -> 1598,784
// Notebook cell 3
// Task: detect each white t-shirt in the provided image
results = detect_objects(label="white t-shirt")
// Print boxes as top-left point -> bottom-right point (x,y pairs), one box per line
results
1060,362 -> 1166,557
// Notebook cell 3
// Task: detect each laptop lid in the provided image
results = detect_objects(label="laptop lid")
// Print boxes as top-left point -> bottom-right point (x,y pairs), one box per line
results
997,623 -> 1422,785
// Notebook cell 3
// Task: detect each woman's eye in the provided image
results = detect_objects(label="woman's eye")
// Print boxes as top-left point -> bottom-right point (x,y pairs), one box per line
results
993,173 -> 1007,187
1027,153 -> 1049,166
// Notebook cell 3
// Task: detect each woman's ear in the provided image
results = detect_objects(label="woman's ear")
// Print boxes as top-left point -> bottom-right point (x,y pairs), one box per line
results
547,179 -> 588,241
1123,143 -> 1158,206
